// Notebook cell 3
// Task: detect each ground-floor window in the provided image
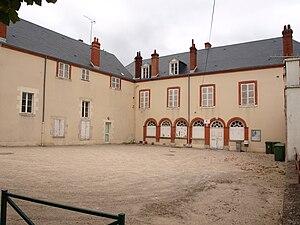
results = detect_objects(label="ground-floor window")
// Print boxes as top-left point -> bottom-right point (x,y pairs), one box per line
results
147,120 -> 156,137
229,120 -> 244,140
80,120 -> 90,140
53,118 -> 65,138
192,120 -> 204,139
160,120 -> 171,137
176,120 -> 187,138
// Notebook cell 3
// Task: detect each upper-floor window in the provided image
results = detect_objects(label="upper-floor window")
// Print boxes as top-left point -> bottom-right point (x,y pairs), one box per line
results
167,87 -> 180,108
141,64 -> 150,79
82,101 -> 90,118
58,62 -> 70,79
139,89 -> 150,109
111,77 -> 121,90
239,81 -> 257,106
200,84 -> 215,107
82,69 -> 89,81
21,92 -> 33,113
169,59 -> 179,75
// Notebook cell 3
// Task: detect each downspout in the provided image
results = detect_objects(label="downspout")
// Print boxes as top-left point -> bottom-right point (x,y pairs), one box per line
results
187,72 -> 191,146
41,56 -> 47,146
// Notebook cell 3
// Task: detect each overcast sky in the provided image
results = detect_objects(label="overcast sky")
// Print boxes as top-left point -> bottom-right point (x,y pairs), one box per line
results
18,0 -> 300,65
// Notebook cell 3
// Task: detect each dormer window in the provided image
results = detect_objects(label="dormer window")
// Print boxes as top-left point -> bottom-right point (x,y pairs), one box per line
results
141,64 -> 150,79
169,59 -> 179,75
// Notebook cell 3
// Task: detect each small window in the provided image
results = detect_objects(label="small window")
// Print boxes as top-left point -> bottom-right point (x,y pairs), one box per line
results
167,87 -> 180,108
200,85 -> 215,107
82,69 -> 89,81
53,118 -> 65,138
139,90 -> 150,109
21,92 -> 33,113
141,64 -> 150,79
239,81 -> 257,106
111,77 -> 121,90
82,101 -> 90,118
169,59 -> 179,75
58,62 -> 70,79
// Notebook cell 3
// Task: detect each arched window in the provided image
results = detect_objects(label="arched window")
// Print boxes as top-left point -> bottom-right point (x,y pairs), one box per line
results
176,120 -> 187,138
210,120 -> 223,128
229,120 -> 244,140
192,120 -> 204,139
160,120 -> 171,137
146,120 -> 156,137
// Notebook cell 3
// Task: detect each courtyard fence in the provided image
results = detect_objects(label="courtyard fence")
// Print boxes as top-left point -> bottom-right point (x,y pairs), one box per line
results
0,190 -> 125,225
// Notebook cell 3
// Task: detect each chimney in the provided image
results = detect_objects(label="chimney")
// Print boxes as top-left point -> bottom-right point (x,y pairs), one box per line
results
0,22 -> 7,42
205,42 -> 212,49
282,24 -> 293,58
151,49 -> 159,76
190,39 -> 197,71
91,37 -> 100,67
134,51 -> 142,79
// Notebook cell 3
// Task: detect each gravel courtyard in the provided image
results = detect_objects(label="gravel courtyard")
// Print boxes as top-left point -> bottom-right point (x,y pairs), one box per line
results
0,145 -> 285,225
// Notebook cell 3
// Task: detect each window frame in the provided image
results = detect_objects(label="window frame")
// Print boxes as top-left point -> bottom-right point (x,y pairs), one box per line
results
111,76 -> 121,90
169,59 -> 179,75
53,118 -> 65,138
167,87 -> 180,108
21,92 -> 34,114
139,89 -> 150,109
81,100 -> 90,118
57,62 -> 71,79
141,64 -> 150,79
81,69 -> 89,81
200,84 -> 215,107
238,81 -> 258,106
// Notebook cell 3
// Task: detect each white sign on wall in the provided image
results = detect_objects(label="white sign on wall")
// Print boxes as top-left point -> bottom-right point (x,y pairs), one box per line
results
204,119 -> 210,125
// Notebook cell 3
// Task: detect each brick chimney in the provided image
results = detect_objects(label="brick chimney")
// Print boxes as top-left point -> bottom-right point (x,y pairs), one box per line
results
205,42 -> 212,49
282,24 -> 293,57
91,37 -> 100,67
0,23 -> 7,42
151,49 -> 159,76
134,51 -> 142,79
190,39 -> 197,71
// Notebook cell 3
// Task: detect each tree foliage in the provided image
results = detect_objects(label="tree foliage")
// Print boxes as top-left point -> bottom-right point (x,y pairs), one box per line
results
0,0 -> 57,25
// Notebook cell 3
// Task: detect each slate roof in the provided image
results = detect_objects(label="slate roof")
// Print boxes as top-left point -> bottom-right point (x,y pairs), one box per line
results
126,38 -> 300,79
5,19 -> 133,79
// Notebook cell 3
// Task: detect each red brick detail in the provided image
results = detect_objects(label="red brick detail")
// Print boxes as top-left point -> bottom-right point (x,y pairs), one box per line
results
0,23 -> 7,40
139,89 -> 151,108
282,25 -> 293,57
151,50 -> 159,77
205,125 -> 210,145
135,51 -> 142,79
156,125 -> 160,142
200,84 -> 216,107
190,39 -> 197,71
171,126 -> 176,143
189,117 -> 204,144
167,87 -> 180,108
238,80 -> 258,105
91,37 -> 100,67
224,127 -> 229,146
245,127 -> 249,141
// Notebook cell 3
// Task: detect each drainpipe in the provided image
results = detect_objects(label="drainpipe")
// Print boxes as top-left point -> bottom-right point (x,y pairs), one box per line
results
41,56 -> 47,146
187,73 -> 191,146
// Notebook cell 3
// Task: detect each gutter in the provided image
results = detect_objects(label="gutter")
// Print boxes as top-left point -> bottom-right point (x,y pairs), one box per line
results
41,56 -> 47,146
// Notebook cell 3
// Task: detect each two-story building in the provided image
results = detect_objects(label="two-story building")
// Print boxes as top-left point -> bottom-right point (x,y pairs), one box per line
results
1,20 -> 300,153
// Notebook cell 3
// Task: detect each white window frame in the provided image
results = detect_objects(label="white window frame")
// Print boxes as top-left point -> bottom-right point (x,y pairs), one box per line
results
82,69 -> 89,81
146,121 -> 156,137
229,120 -> 244,141
169,59 -> 179,75
139,90 -> 150,109
201,85 -> 214,107
111,77 -> 121,90
21,92 -> 34,114
168,88 -> 179,108
240,82 -> 255,106
82,101 -> 90,118
53,118 -> 65,138
141,64 -> 150,79
58,62 -> 70,79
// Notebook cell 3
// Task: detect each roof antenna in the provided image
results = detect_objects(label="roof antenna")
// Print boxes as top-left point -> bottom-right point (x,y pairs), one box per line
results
84,15 -> 96,44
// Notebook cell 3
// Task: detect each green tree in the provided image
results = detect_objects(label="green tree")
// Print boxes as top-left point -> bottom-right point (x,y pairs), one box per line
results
0,0 -> 57,25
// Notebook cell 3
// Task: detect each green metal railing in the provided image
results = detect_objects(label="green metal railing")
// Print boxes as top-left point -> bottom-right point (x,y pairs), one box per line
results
0,190 -> 125,225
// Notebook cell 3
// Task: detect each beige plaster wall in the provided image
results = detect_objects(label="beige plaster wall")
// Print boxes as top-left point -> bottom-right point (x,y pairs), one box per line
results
135,67 -> 286,152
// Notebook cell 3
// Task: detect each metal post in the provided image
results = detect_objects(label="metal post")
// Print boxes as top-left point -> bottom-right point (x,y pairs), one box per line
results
118,213 -> 125,225
1,190 -> 8,225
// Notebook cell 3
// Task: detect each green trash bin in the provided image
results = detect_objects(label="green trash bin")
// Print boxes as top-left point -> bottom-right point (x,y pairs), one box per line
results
274,143 -> 285,161
271,142 -> 280,154
265,141 -> 273,154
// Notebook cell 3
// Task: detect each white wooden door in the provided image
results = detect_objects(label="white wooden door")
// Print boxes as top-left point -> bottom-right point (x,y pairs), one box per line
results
210,128 -> 224,149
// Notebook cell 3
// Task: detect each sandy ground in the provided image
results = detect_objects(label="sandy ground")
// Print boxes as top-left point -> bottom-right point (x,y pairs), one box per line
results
0,144 -> 285,225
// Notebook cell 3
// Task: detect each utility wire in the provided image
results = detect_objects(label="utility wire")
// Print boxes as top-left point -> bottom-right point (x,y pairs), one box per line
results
209,0 -> 216,43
